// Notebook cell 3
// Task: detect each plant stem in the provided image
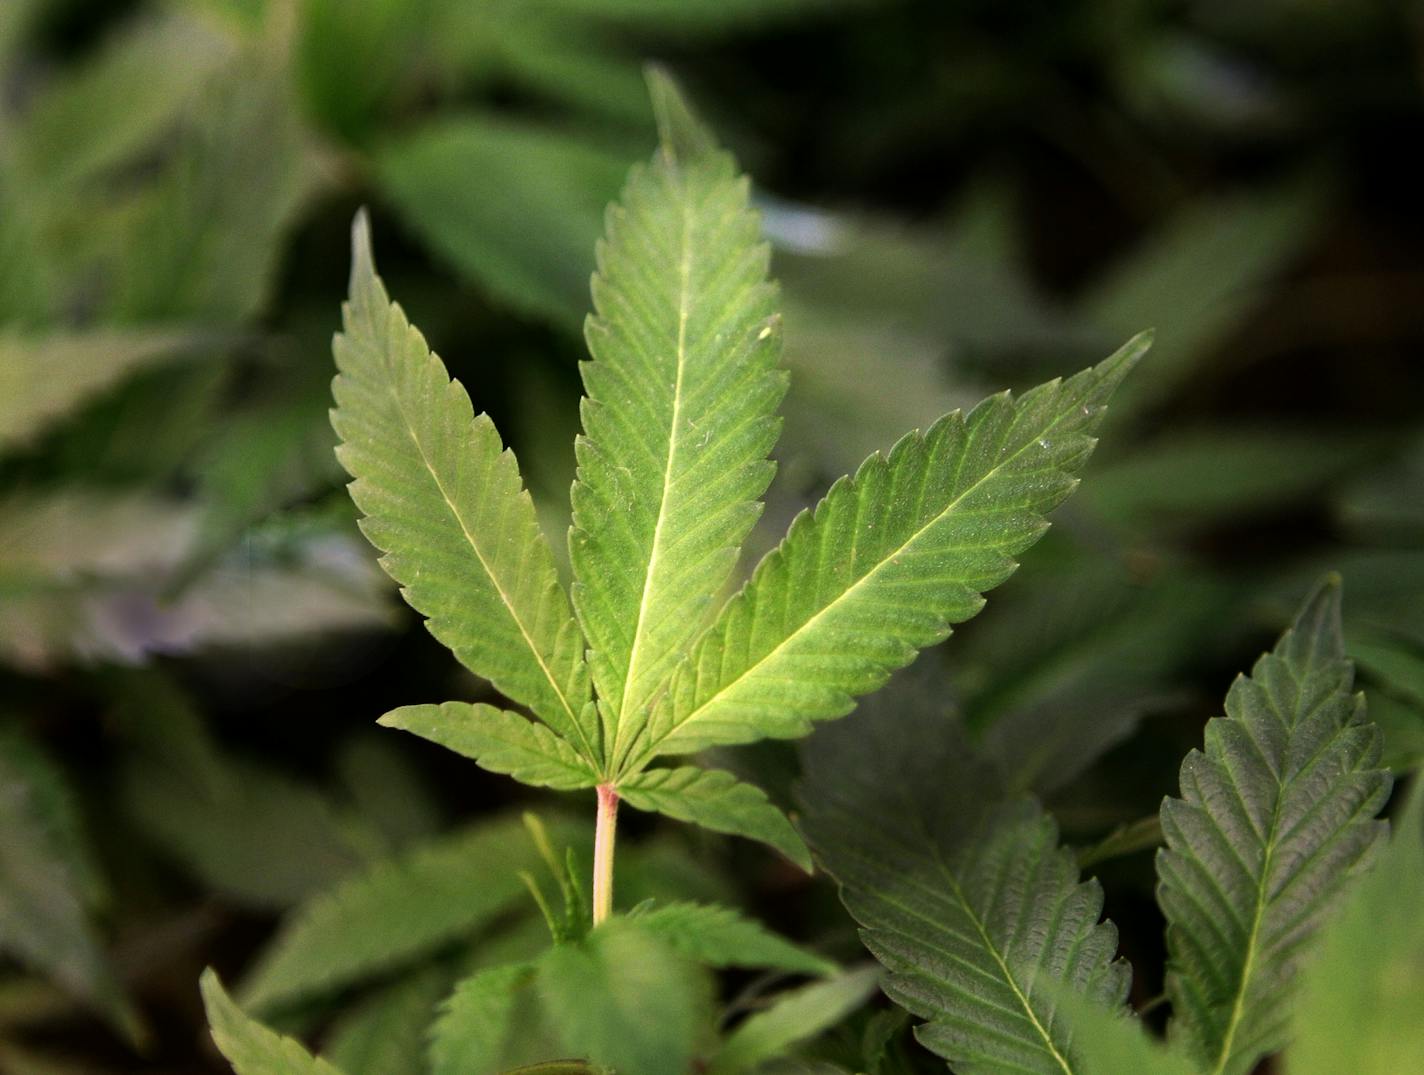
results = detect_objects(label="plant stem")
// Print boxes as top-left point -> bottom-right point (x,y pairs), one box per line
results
592,783 -> 619,925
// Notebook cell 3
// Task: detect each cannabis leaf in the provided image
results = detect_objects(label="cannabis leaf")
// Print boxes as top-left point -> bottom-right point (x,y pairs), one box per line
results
332,210 -> 600,763
631,330 -> 1148,766
801,676 -> 1129,1074
239,815 -> 583,1011
337,69 -> 1145,905
569,68 -> 787,771
1156,576 -> 1391,1075
201,970 -> 346,1075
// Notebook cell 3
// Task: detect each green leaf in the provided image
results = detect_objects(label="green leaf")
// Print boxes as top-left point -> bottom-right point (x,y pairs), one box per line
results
537,919 -> 711,1074
801,678 -> 1129,1074
429,963 -> 540,1075
0,329 -> 205,451
332,211 -> 599,767
375,117 -> 627,327
324,965 -> 450,1075
0,740 -> 139,1042
1156,577 -> 1392,1075
1287,783 -> 1424,1075
629,901 -> 835,975
239,814 -> 583,1011
380,703 -> 599,790
707,966 -> 881,1075
1054,994 -> 1199,1075
619,766 -> 812,870
201,969 -> 346,1075
569,69 -> 785,770
636,332 -> 1150,763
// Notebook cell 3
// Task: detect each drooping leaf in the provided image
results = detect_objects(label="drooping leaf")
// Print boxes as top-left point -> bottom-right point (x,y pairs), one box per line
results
629,901 -> 835,975
379,703 -> 598,790
1156,577 -> 1392,1075
331,210 -> 599,767
0,330 -> 205,450
1287,783 -> 1424,1075
801,676 -> 1129,1074
568,68 -> 786,770
239,814 -> 583,1011
706,966 -> 881,1075
537,919 -> 711,1074
0,745 -> 139,1042
635,332 -> 1150,764
201,970 -> 346,1075
619,765 -> 811,869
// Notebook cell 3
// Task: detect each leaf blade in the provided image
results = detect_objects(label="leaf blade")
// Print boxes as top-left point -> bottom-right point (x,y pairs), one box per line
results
331,212 -> 599,766
629,901 -> 835,975
379,703 -> 597,791
201,970 -> 346,1075
619,765 -> 811,870
1156,577 -> 1392,1075
638,334 -> 1149,762
570,72 -> 785,766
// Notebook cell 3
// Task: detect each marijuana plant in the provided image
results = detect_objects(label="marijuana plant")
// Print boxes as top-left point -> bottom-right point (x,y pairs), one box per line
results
323,70 -> 1148,927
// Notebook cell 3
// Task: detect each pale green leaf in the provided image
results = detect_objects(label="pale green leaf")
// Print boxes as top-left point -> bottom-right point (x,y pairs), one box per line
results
619,766 -> 811,870
537,919 -> 711,1074
331,211 -> 599,764
239,814 -> 583,1011
569,68 -> 785,769
707,966 -> 881,1075
201,970 -> 346,1075
0,329 -> 204,450
801,679 -> 1128,1074
1287,783 -> 1424,1075
380,703 -> 597,791
629,901 -> 835,975
636,333 -> 1150,763
1157,577 -> 1392,1075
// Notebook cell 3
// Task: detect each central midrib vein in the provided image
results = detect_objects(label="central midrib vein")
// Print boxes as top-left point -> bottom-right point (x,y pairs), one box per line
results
611,187 -> 695,768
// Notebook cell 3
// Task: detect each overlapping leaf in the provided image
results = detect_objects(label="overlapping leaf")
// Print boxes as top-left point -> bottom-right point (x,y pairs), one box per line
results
202,971 -> 346,1075
1156,578 -> 1392,1075
634,332 -> 1149,764
801,680 -> 1129,1073
569,69 -> 786,769
331,212 -> 599,764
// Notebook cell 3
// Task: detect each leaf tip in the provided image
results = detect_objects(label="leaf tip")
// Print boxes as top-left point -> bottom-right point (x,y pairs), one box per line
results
349,207 -> 376,296
645,64 -> 714,164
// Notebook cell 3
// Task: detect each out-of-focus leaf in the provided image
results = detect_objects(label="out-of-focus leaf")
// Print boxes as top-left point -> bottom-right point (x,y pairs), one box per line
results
1287,784 -> 1424,1075
1336,437 -> 1424,544
1081,177 -> 1323,417
706,966 -> 881,1075
537,919 -> 711,1074
0,729 -> 107,912
12,12 -> 233,193
0,743 -> 139,1042
239,815 -> 585,1011
628,901 -> 835,975
1053,992 -> 1199,1075
0,490 -> 198,588
323,964 -> 450,1075
0,330 -> 205,450
429,963 -> 548,1075
0,160 -> 51,326
334,735 -> 442,851
0,524 -> 394,671
1082,427 -> 1383,534
108,48 -> 322,324
375,116 -> 627,327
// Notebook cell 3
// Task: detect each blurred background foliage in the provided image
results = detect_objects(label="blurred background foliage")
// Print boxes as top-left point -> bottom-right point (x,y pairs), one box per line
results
1,0 -> 1422,1069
